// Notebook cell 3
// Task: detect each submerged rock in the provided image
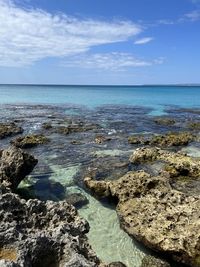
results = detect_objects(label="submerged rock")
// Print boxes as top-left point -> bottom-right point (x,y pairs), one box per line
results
128,132 -> 195,147
187,121 -> 200,131
0,122 -> 23,139
95,135 -> 112,144
141,255 -> 171,267
55,123 -> 100,135
153,118 -> 176,126
11,134 -> 50,148
85,148 -> 200,267
65,192 -> 89,208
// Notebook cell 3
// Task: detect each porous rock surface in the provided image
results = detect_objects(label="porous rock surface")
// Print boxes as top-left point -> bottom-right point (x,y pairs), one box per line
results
85,147 -> 200,267
0,123 -> 23,139
0,146 -> 101,267
11,134 -> 50,148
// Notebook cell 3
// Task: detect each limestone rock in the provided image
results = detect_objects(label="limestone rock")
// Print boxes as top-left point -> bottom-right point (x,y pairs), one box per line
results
85,148 -> 200,267
11,134 -> 50,148
0,146 -> 38,190
0,123 -> 23,139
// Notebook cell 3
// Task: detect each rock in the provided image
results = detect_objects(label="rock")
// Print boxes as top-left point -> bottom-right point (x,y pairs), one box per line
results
153,118 -> 176,126
65,193 -> 89,208
0,146 -> 38,190
0,123 -> 23,139
130,147 -> 200,178
107,262 -> 127,267
128,132 -> 195,147
0,193 -> 100,267
42,122 -> 52,130
85,148 -> 200,267
187,121 -> 200,131
150,132 -> 195,147
141,255 -> 171,267
11,134 -> 50,148
0,146 -> 103,267
55,123 -> 100,135
95,135 -> 111,144
128,135 -> 149,145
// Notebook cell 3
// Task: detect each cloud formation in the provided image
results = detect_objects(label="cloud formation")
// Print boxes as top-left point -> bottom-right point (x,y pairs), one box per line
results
185,10 -> 200,21
0,0 -> 142,67
62,53 -> 163,71
134,37 -> 153,45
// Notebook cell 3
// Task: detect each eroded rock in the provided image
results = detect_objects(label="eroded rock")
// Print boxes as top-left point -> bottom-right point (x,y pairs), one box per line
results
0,123 -> 23,139
11,134 -> 50,148
0,146 -> 38,190
85,148 -> 200,267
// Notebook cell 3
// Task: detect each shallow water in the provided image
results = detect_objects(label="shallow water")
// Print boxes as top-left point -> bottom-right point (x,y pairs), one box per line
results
0,100 -> 200,266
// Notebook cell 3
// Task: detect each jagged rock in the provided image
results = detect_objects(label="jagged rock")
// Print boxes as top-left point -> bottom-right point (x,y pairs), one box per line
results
85,148 -> 200,267
0,146 -> 38,190
0,146 -> 102,267
0,123 -> 23,139
11,134 -> 50,148
0,193 -> 100,267
130,147 -> 200,178
150,132 -> 195,147
128,132 -> 195,147
95,135 -> 111,144
141,255 -> 171,267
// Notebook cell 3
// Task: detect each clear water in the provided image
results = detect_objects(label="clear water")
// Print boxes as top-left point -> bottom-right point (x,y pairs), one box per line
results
0,85 -> 200,115
0,85 -> 200,267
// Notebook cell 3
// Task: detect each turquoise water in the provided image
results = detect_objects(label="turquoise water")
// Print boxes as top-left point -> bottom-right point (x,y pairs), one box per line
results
0,85 -> 200,112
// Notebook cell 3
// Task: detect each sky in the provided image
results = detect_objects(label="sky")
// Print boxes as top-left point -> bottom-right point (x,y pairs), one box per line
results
0,0 -> 200,85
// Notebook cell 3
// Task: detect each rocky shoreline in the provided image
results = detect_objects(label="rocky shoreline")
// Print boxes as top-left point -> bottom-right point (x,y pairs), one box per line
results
0,104 -> 200,267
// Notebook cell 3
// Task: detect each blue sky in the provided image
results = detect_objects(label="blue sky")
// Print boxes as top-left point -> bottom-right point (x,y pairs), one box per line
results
0,0 -> 199,85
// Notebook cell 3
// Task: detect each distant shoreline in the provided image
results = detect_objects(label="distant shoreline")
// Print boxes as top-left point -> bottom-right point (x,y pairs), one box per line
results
0,84 -> 200,87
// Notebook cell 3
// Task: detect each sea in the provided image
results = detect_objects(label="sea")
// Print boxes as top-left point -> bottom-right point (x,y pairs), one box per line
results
0,84 -> 200,267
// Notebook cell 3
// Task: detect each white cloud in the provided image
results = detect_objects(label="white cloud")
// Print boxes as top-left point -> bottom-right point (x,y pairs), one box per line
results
134,37 -> 154,45
0,0 -> 142,67
62,52 -> 163,71
185,10 -> 200,21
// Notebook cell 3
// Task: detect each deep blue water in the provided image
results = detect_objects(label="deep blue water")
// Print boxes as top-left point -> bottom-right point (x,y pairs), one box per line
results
0,85 -> 200,114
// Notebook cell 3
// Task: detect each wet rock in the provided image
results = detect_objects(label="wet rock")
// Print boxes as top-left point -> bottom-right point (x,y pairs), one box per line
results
0,146 -> 38,190
55,123 -> 100,135
85,148 -> 200,266
187,121 -> 200,131
128,132 -> 195,147
130,147 -> 200,178
65,193 -> 89,208
0,123 -> 23,139
95,135 -> 111,144
42,122 -> 52,130
11,134 -> 50,148
128,136 -> 149,145
108,262 -> 127,267
141,255 -> 171,267
153,118 -> 176,126
70,140 -> 83,145
150,132 -> 195,147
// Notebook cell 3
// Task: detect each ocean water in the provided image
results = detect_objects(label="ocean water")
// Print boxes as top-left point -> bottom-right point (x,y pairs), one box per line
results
1,85 -> 200,266
0,85 -> 200,114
